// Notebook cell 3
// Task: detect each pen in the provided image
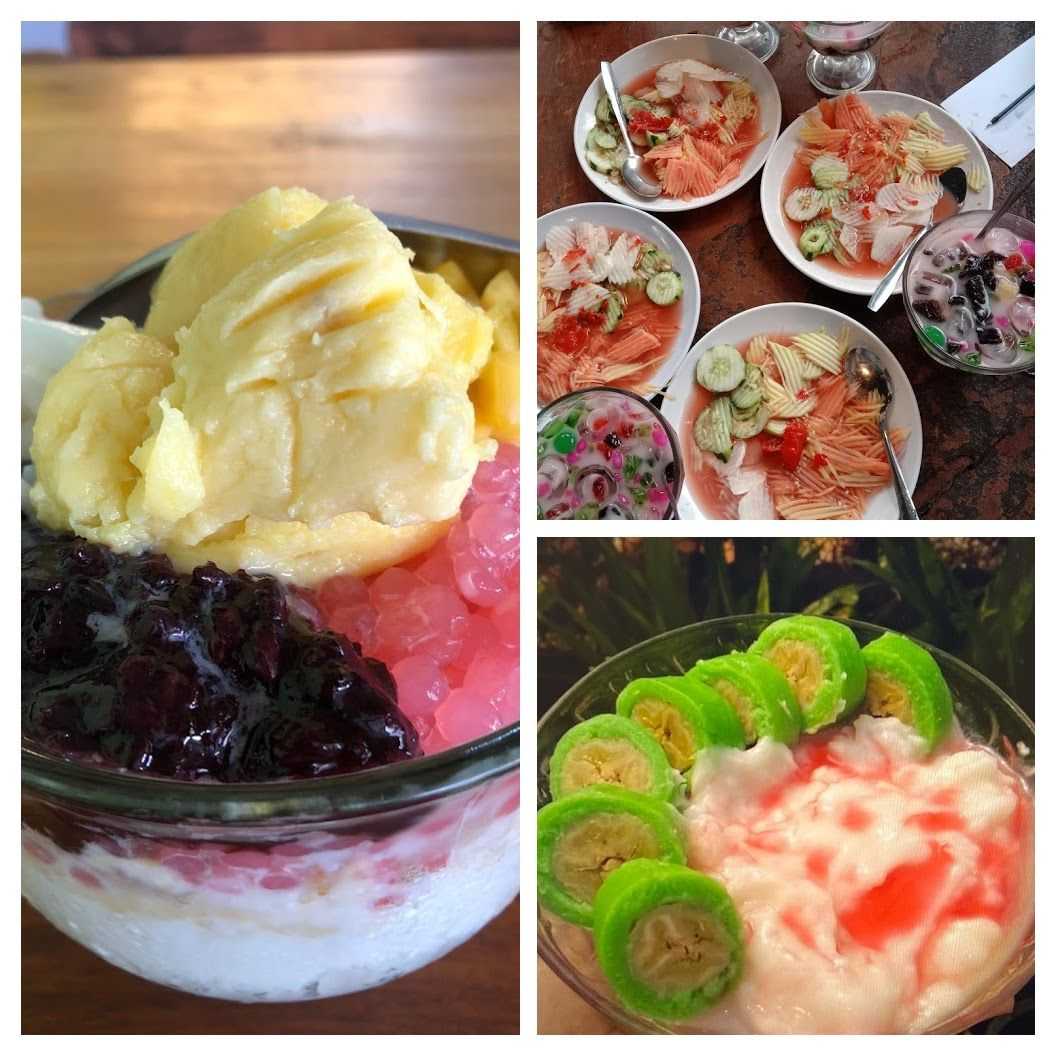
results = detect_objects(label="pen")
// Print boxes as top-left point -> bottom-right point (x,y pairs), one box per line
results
986,85 -> 1035,127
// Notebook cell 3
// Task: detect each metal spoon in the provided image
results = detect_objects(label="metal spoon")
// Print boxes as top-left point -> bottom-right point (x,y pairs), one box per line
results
867,173 -> 965,313
599,61 -> 662,200
868,168 -> 1034,312
844,346 -> 919,520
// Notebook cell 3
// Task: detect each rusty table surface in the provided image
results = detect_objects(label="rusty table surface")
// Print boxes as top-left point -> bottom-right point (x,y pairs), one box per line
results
538,21 -> 1034,520
22,48 -> 519,1035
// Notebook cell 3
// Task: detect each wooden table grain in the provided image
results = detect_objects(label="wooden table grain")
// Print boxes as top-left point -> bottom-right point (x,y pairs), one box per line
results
23,49 -> 519,302
21,48 -> 519,1036
537,21 -> 1034,520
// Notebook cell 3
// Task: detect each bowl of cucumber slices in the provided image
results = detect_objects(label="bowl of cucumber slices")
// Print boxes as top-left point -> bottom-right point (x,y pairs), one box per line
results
537,614 -> 1035,1034
572,34 -> 781,213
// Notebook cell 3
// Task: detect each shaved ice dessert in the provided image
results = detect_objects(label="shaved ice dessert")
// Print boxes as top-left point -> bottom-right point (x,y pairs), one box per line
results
22,189 -> 521,1002
537,617 -> 1034,1033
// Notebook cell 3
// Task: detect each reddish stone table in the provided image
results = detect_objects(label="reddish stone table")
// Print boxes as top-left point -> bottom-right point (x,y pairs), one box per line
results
538,21 -> 1034,519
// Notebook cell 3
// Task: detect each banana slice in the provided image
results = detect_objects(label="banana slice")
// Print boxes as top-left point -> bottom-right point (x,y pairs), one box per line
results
549,714 -> 679,802
594,859 -> 745,1020
690,653 -> 801,746
537,787 -> 686,927
616,676 -> 745,771
861,631 -> 953,750
748,615 -> 865,733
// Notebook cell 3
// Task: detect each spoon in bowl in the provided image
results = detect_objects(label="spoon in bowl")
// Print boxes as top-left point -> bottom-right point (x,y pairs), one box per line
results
867,169 -> 967,312
599,61 -> 662,200
869,167 -> 1034,312
845,346 -> 919,520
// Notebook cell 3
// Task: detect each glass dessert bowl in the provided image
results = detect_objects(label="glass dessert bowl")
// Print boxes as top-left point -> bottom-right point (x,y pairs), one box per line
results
537,387 -> 683,520
903,210 -> 1035,375
23,193 -> 522,1001
798,22 -> 891,95
537,615 -> 1034,1034
24,718 -> 518,1001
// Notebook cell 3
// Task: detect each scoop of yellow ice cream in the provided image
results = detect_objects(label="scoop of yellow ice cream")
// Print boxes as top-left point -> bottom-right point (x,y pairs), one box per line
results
143,186 -> 327,346
30,192 -> 501,585
30,319 -> 175,551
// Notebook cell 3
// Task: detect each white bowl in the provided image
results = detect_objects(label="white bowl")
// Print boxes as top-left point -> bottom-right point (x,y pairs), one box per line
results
573,34 -> 781,213
537,202 -> 701,405
661,302 -> 923,520
760,90 -> 994,296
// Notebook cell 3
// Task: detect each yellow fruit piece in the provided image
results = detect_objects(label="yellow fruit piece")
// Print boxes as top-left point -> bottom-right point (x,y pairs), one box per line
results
766,639 -> 824,710
471,269 -> 520,443
144,187 -> 327,346
552,814 -> 662,902
630,904 -> 735,995
632,698 -> 697,771
865,668 -> 914,723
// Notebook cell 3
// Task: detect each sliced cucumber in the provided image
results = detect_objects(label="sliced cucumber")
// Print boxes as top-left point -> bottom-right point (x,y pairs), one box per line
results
596,95 -> 614,124
798,221 -> 833,262
587,148 -> 616,175
594,129 -> 618,151
638,245 -> 673,278
646,271 -> 683,306
764,418 -> 787,437
622,95 -> 651,115
730,364 -> 764,411
810,154 -> 849,190
695,344 -> 745,394
729,402 -> 770,440
647,131 -> 669,148
603,292 -> 625,334
693,398 -> 733,460
784,187 -> 824,222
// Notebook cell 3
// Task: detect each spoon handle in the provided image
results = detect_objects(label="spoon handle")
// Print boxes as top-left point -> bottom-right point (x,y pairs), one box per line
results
600,61 -> 637,157
976,171 -> 1034,242
867,225 -> 929,313
880,422 -> 919,520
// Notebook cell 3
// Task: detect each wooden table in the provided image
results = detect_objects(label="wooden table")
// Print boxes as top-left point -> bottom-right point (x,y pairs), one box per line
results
537,21 -> 1035,520
23,49 -> 519,302
21,48 -> 519,1035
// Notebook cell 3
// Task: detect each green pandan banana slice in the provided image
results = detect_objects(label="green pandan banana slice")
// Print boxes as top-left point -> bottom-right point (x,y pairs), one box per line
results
861,631 -> 954,750
616,676 -> 745,771
594,859 -> 745,1020
689,653 -> 801,746
549,714 -> 678,802
537,787 -> 686,927
748,615 -> 866,733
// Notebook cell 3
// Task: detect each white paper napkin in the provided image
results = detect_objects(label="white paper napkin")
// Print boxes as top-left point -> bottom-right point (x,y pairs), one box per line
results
943,37 -> 1034,167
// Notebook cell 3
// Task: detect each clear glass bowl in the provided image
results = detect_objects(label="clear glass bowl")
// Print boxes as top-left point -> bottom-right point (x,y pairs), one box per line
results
799,22 -> 891,95
536,386 -> 684,521
537,614 -> 1034,1034
903,210 -> 1035,376
23,724 -> 518,1001
716,22 -> 779,64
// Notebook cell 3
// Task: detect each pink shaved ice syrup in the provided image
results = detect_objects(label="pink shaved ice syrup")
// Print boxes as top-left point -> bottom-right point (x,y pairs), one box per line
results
316,443 -> 520,754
